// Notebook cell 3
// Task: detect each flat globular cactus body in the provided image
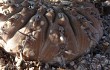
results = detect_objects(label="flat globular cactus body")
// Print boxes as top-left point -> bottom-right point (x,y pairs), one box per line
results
0,0 -> 103,64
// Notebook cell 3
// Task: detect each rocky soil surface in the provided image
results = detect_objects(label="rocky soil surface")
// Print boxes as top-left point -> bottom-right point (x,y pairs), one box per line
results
0,0 -> 110,70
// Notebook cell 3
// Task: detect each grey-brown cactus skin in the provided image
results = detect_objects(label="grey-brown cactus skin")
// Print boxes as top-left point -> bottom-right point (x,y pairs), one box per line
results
0,0 -> 103,63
